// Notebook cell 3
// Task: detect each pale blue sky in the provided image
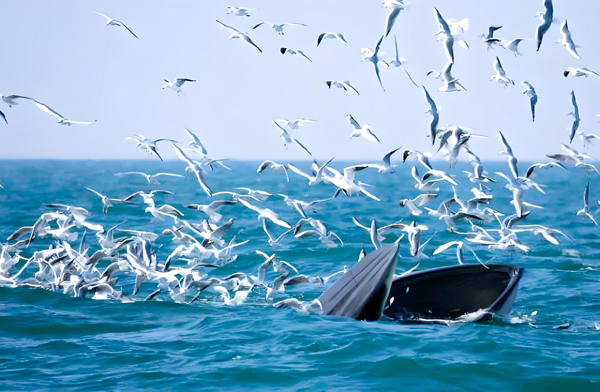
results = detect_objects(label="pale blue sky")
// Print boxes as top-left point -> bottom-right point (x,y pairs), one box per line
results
0,0 -> 598,161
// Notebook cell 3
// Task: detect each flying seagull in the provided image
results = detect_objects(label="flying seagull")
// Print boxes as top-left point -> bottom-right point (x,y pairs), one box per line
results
535,0 -> 553,51
361,35 -> 387,90
347,114 -> 381,143
272,121 -> 312,156
558,20 -> 580,59
568,91 -> 580,144
216,20 -> 262,52
423,86 -> 440,144
162,78 -> 196,95
0,94 -> 33,108
317,32 -> 349,47
34,101 -> 95,126
94,12 -> 140,39
388,35 -> 418,87
326,81 -> 359,95
564,67 -> 598,77
491,56 -> 514,87
521,81 -> 538,122
280,47 -> 312,62
253,22 -> 306,35
125,134 -> 178,161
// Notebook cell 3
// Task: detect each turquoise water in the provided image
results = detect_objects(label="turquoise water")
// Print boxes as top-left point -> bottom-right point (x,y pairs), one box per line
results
1,160 -> 599,390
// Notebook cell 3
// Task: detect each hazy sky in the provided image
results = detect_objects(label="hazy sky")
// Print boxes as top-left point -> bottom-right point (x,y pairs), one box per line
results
0,0 -> 598,161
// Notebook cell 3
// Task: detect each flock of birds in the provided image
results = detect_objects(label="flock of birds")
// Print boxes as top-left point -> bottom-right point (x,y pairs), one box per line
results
0,1 -> 599,315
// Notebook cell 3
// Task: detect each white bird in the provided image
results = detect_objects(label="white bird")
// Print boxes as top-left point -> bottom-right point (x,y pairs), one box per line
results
0,94 -> 33,107
257,160 -> 289,182
564,67 -> 598,78
172,144 -> 212,197
183,128 -> 208,156
253,21 -> 306,35
272,121 -> 312,156
388,36 -> 418,87
216,20 -> 262,52
274,118 -> 316,132
423,87 -> 440,144
316,32 -> 349,47
115,172 -> 183,185
362,147 -> 402,173
399,194 -> 438,216
383,0 -> 405,37
34,101 -> 94,126
535,0 -> 553,51
446,18 -> 470,49
277,194 -> 329,218
85,187 -> 127,214
501,39 -> 528,56
125,134 -> 178,161
261,218 -> 295,247
214,285 -> 253,306
568,91 -> 580,144
491,57 -> 514,87
325,80 -> 359,95
558,20 -> 580,59
521,81 -> 538,122
347,114 -> 381,143
498,131 -> 519,180
0,110 -> 6,124
577,183 -> 598,225
280,48 -> 312,62
428,61 -> 466,93
328,165 -> 381,201
226,7 -> 253,17
162,78 -> 196,95
513,225 -> 570,245
433,241 -> 487,268
185,200 -> 237,222
287,159 -> 333,186
578,132 -> 600,148
361,35 -> 388,90
434,8 -> 455,63
238,197 -> 291,228
525,162 -> 567,178
94,12 -> 140,39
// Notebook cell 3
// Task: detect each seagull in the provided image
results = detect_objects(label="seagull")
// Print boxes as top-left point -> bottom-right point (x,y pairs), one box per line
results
521,81 -> 538,122
274,118 -> 316,132
226,6 -> 253,17
115,172 -> 183,184
183,128 -> 208,156
162,78 -> 196,95
272,121 -> 312,156
525,162 -> 567,178
253,22 -> 306,35
564,67 -> 599,77
491,57 -> 514,87
568,91 -> 580,144
577,183 -> 598,225
216,20 -> 262,52
125,134 -> 178,161
85,187 -> 127,214
347,114 -> 381,143
280,48 -> 312,62
261,218 -> 295,247
185,200 -> 237,222
446,18 -> 470,49
34,101 -> 94,126
0,110 -> 6,124
513,225 -> 571,245
172,144 -> 212,197
94,12 -> 139,39
535,0 -> 554,51
214,285 -> 253,306
0,94 -> 33,107
578,132 -> 600,148
234,187 -> 272,201
123,190 -> 173,206
423,86 -> 440,144
388,36 -> 418,87
362,147 -> 402,173
480,25 -> 503,50
558,20 -> 580,59
499,131 -> 519,180
361,35 -> 387,90
428,61 -> 466,92
399,194 -> 438,216
287,159 -> 333,186
277,194 -> 329,218
238,197 -> 291,228
257,160 -> 289,182
433,241 -> 487,268
325,81 -> 359,95
316,32 -> 349,47
501,39 -> 528,56
383,1 -> 404,38
463,148 -> 496,184
434,8 -> 455,63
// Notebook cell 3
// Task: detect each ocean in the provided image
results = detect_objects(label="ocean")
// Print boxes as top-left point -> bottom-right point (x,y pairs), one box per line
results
0,160 -> 599,391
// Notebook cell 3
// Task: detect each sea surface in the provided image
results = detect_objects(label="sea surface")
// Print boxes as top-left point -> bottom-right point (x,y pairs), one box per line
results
0,160 -> 599,391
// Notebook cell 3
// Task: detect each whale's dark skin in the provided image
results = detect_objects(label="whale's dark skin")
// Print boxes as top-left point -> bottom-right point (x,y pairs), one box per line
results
318,244 -> 398,321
